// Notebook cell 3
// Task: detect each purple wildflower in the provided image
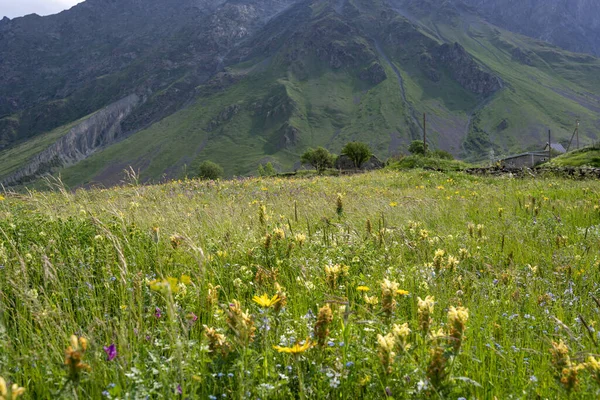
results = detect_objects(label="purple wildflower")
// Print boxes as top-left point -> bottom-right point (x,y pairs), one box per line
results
155,307 -> 162,318
187,312 -> 198,324
103,344 -> 117,361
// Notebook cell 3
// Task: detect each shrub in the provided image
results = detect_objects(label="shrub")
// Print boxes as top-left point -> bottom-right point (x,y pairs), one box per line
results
432,149 -> 454,160
194,160 -> 223,180
408,140 -> 427,156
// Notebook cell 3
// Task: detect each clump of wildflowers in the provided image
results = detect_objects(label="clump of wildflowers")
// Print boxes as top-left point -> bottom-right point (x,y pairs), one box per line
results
314,304 -> 333,347
204,326 -> 230,357
417,296 -> 435,335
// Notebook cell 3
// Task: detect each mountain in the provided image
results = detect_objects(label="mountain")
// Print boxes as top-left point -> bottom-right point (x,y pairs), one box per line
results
458,0 -> 600,57
1,0 -> 600,186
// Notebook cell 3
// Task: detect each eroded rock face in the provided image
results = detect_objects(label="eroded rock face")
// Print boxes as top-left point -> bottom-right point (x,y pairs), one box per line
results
435,43 -> 502,96
2,94 -> 141,185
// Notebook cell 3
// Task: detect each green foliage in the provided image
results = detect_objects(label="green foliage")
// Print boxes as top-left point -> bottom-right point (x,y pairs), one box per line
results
258,162 -> 277,177
408,140 -> 427,156
300,147 -> 334,174
1,171 -> 600,398
388,155 -> 470,171
432,149 -> 454,160
192,160 -> 223,180
341,141 -> 372,169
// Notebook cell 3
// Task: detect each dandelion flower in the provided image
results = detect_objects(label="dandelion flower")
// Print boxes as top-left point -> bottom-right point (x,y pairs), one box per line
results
252,293 -> 281,308
273,338 -> 312,354
357,286 -> 370,292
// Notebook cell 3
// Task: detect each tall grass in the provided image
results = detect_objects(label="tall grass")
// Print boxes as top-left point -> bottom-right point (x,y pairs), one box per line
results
1,170 -> 600,398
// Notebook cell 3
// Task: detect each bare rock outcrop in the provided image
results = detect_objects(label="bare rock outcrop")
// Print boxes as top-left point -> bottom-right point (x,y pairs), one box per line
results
2,94 -> 141,185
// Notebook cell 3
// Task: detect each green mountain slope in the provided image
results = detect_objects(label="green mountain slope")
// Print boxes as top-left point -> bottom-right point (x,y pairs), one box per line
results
2,0 -> 600,187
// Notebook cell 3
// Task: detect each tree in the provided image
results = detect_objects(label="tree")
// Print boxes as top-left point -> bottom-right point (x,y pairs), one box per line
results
194,160 -> 223,180
263,162 -> 276,177
408,140 -> 427,156
301,147 -> 334,174
341,142 -> 372,169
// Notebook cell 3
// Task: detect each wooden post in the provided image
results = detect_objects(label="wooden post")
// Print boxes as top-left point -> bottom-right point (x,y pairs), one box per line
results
548,129 -> 551,162
423,113 -> 427,152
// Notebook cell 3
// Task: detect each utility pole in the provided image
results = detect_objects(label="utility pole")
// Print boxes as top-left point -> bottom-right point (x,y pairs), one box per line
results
567,118 -> 580,152
548,129 -> 552,162
576,119 -> 580,149
423,113 -> 427,153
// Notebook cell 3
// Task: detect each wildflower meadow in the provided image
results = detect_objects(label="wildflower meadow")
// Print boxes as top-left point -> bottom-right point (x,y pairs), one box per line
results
1,170 -> 600,398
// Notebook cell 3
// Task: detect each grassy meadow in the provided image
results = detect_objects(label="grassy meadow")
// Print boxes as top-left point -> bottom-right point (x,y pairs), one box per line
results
1,170 -> 600,399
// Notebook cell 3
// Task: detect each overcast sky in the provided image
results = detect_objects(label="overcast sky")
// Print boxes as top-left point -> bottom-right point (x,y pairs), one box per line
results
1,0 -> 84,19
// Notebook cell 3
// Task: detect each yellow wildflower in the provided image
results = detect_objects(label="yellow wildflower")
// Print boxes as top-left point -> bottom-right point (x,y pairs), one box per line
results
587,356 -> 600,384
392,323 -> 411,351
273,339 -> 312,354
417,296 -> 435,334
377,333 -> 396,374
252,293 -> 281,308
0,195 -> 4,201
357,286 -> 370,292
364,295 -> 379,305
389,202 -> 398,207
396,289 -> 409,296
381,279 -> 400,317
0,376 -> 25,399
294,233 -> 306,246
447,306 -> 469,351
273,227 -> 285,240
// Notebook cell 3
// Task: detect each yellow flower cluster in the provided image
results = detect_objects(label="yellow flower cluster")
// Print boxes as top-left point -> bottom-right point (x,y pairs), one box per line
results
417,296 -> 435,334
148,274 -> 192,294
0,377 -> 25,400
324,264 -> 349,289
376,333 -> 396,374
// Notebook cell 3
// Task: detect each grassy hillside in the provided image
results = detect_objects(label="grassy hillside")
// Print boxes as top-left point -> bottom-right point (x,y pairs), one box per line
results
1,170 -> 600,398
549,145 -> 600,167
